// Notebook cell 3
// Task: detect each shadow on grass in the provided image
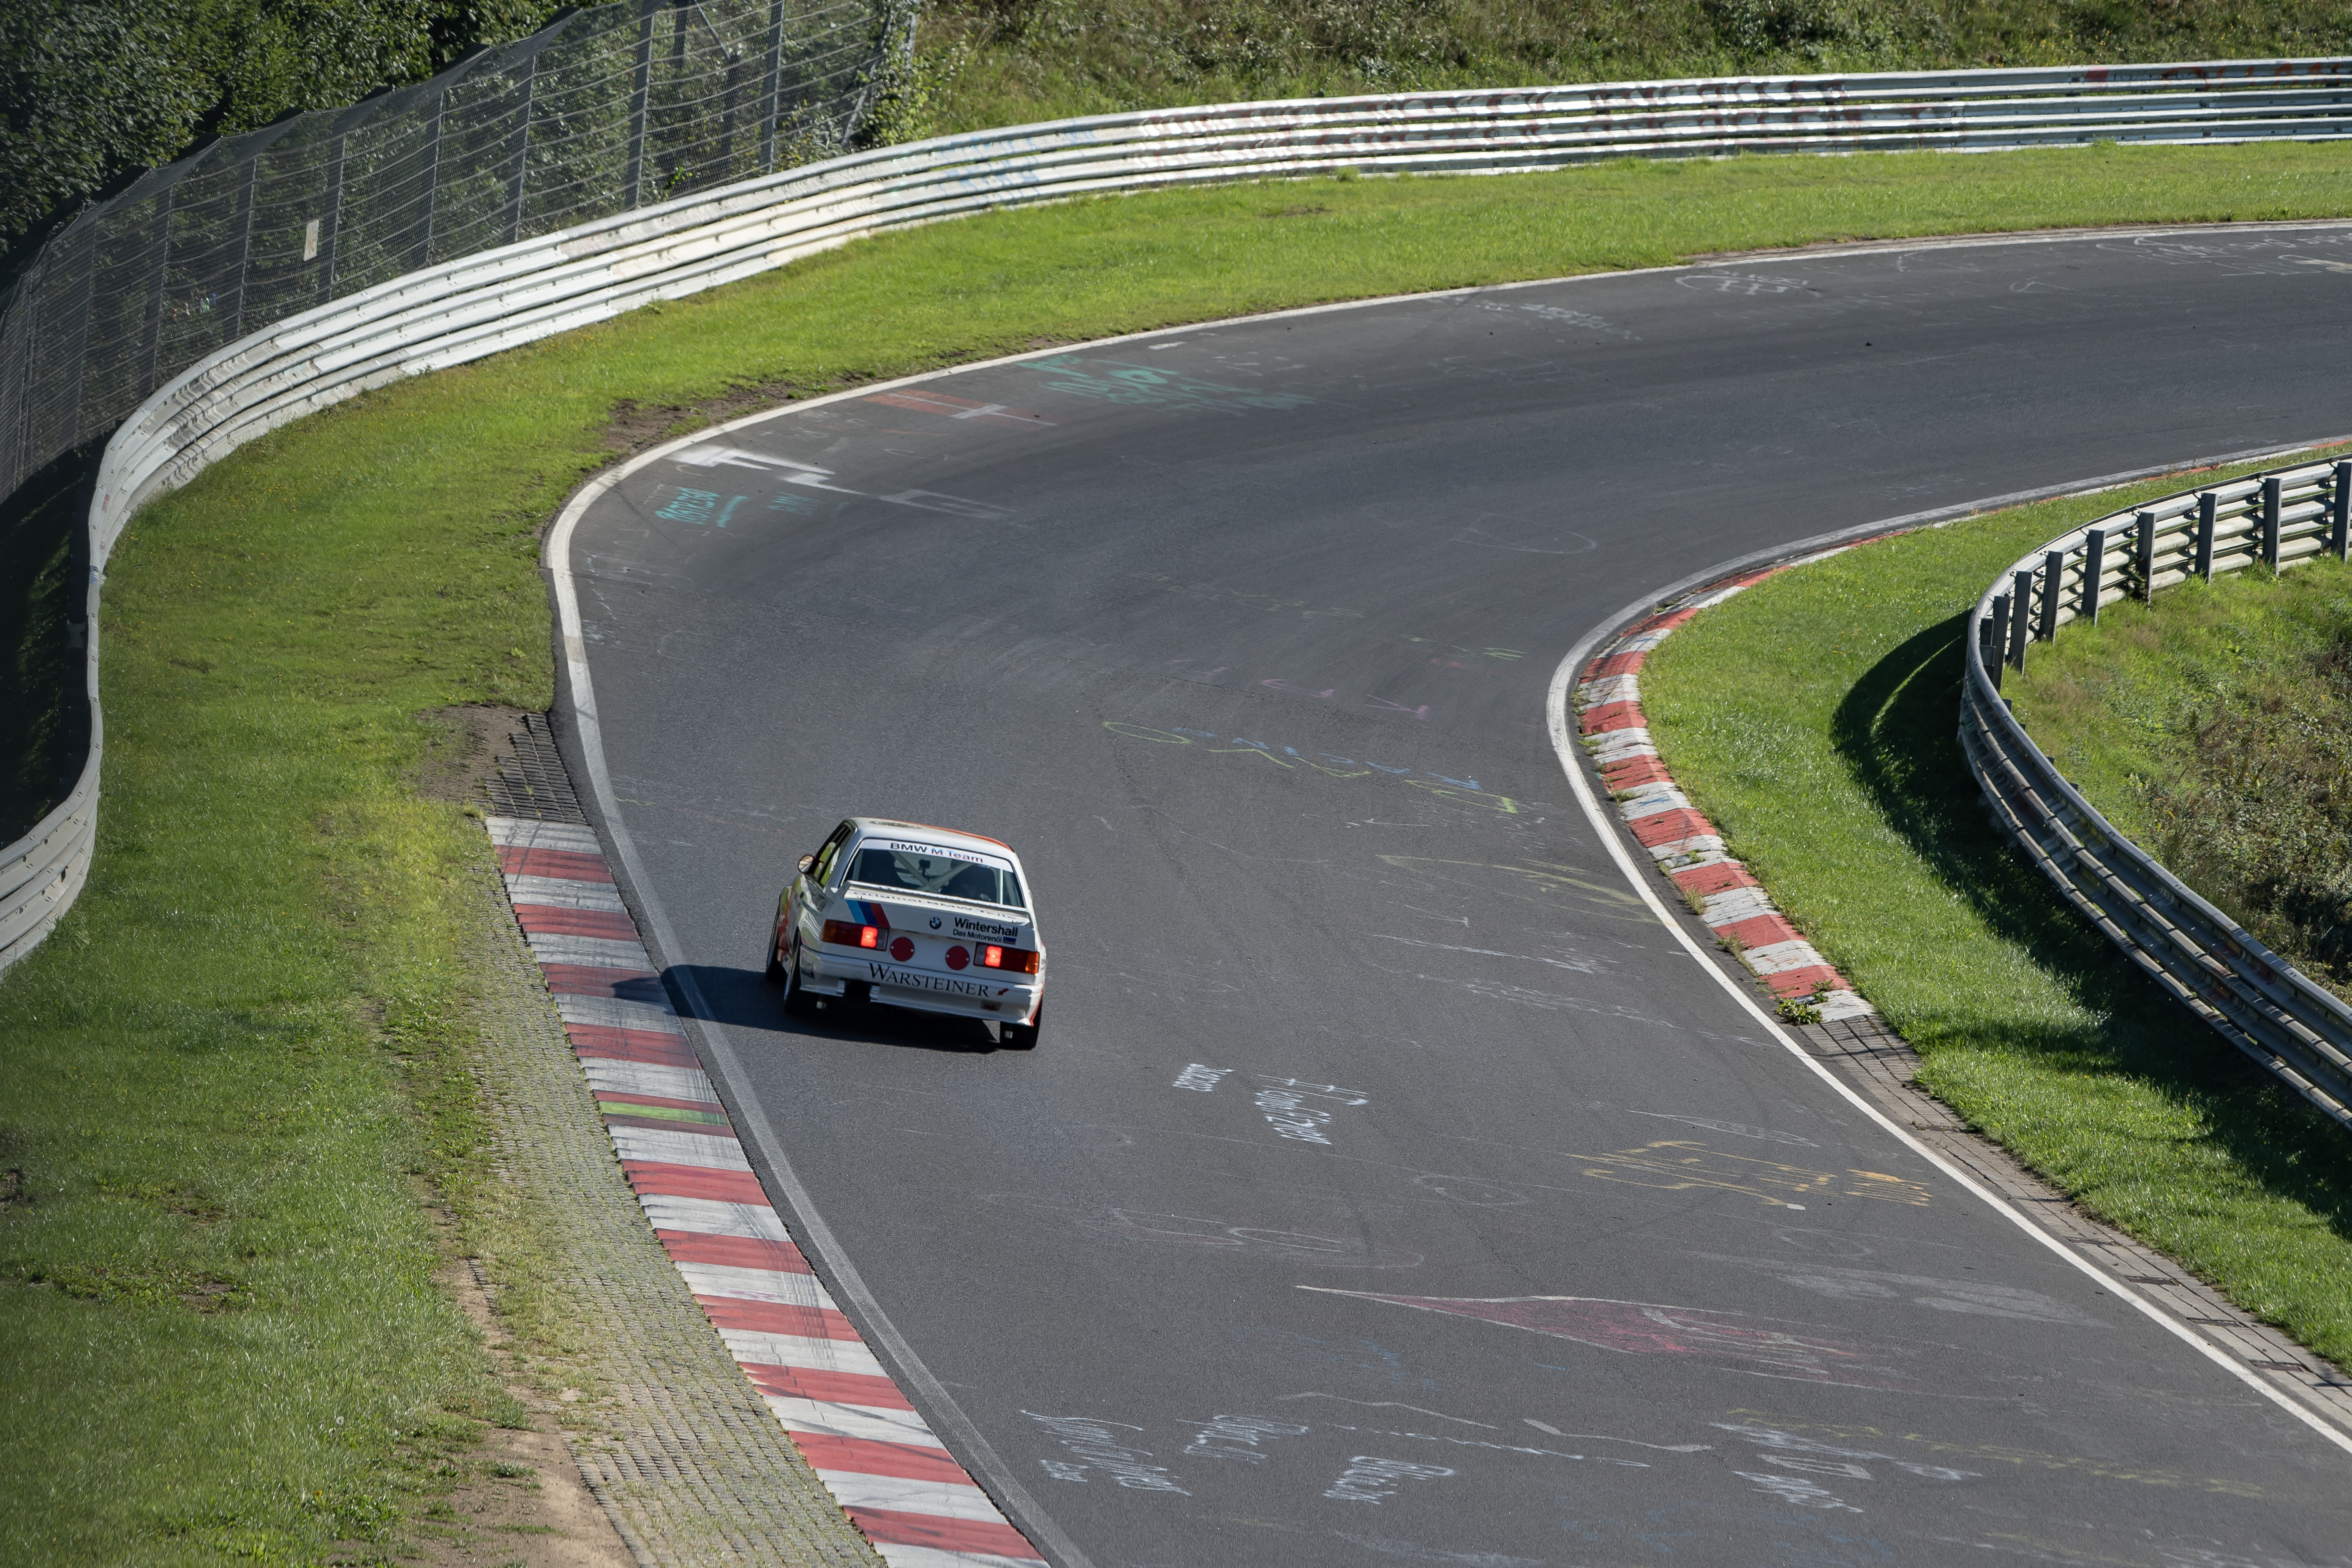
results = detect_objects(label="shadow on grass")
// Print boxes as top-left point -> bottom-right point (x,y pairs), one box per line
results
1830,610 -> 2352,1239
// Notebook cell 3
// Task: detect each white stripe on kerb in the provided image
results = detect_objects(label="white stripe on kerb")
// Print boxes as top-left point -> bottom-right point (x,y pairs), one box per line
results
764,1396 -> 945,1448
871,1543 -> 1047,1568
638,1194 -> 789,1241
675,1261 -> 835,1309
556,994 -> 683,1033
582,1058 -> 716,1103
487,817 -> 603,853
505,873 -> 629,910
528,932 -> 652,969
810,1470 -> 1007,1522
719,1328 -> 889,1379
607,1125 -> 751,1170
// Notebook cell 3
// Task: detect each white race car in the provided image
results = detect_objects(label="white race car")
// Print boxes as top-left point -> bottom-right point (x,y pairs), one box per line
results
767,817 -> 1046,1048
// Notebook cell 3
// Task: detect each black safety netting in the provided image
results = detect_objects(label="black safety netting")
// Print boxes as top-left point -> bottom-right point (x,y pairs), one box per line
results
0,0 -> 898,505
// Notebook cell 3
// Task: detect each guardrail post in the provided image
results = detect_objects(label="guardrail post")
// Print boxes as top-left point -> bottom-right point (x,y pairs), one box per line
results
2196,491 -> 2217,580
2333,462 -> 2351,563
2135,510 -> 2156,602
2081,527 -> 2106,623
2262,476 -> 2282,570
2038,549 -> 2063,640
626,0 -> 658,209
2009,569 -> 2033,669
1988,593 -> 2011,690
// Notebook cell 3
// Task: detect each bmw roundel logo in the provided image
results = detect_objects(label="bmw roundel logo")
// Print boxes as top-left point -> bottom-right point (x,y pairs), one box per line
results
928,916 -> 942,929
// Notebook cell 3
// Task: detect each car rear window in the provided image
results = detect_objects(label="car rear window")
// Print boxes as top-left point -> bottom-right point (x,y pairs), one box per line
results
845,844 -> 1025,909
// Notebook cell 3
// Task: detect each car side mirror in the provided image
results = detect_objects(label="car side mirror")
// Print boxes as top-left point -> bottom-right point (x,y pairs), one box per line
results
797,854 -> 816,875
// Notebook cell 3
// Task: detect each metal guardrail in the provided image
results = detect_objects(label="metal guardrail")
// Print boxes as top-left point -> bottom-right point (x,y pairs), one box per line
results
8,57 -> 2352,975
1961,455 -> 2352,1129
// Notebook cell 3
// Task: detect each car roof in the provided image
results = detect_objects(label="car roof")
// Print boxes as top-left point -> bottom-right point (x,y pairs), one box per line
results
846,817 -> 1021,863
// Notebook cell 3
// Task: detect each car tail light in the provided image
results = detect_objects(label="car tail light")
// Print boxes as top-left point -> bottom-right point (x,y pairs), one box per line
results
981,945 -> 1042,975
822,920 -> 881,949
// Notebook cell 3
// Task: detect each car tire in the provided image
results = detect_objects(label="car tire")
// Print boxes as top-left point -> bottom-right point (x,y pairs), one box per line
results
999,1007 -> 1041,1051
781,941 -> 819,1019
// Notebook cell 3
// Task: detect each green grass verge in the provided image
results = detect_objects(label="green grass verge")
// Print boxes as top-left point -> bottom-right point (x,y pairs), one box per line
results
9,144 -> 2352,1560
1641,455 -> 2352,1368
2010,550 -> 2352,996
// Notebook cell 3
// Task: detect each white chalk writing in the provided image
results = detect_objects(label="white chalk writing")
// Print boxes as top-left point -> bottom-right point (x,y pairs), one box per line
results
1023,1411 -> 1189,1495
1185,1415 -> 1309,1465
1324,1456 -> 1455,1505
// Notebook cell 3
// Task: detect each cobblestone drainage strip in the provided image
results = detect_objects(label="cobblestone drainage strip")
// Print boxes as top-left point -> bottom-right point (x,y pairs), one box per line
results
484,803 -> 1048,1568
1576,543 -> 1889,1027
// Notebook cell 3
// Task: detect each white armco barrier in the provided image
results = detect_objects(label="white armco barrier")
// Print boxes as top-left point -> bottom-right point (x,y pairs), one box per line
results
7,57 -> 2352,972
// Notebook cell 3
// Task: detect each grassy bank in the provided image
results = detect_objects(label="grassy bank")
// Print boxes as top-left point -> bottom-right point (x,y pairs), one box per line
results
11,145 -> 2352,1558
905,0 -> 2352,139
1640,455 -> 2352,1366
2012,556 -> 2352,999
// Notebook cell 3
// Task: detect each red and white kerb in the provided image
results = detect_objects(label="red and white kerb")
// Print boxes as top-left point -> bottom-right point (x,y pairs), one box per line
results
1576,549 -> 1879,1023
487,816 -> 1048,1568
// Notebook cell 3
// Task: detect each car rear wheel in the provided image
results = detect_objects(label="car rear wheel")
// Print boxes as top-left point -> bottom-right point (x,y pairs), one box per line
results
999,1007 -> 1041,1051
781,941 -> 818,1019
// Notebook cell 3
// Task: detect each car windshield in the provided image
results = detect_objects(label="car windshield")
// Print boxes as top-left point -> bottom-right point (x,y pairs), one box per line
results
845,844 -> 1025,909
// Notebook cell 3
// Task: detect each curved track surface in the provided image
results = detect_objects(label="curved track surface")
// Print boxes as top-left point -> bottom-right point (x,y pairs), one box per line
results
564,224 -> 2352,1567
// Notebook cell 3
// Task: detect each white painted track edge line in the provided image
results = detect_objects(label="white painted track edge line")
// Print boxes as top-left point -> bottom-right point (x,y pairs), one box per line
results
1543,452 -> 2352,1460
543,481 -> 1093,1568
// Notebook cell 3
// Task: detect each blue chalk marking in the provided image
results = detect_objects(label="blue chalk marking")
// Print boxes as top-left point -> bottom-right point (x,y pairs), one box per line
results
768,491 -> 817,514
713,495 -> 747,528
656,486 -> 719,523
1427,773 -> 1483,792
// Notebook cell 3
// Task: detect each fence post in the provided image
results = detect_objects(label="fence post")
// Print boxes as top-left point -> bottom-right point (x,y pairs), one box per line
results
139,186 -> 176,397
415,91 -> 446,270
316,133 -> 346,306
2009,570 -> 2033,669
1988,594 -> 2010,691
759,0 -> 786,171
506,53 -> 537,244
2081,527 -> 2106,623
2039,549 -> 2063,639
60,224 -> 98,449
625,0 -> 658,208
2135,510 -> 2156,602
2334,462 -> 2351,563
2196,490 -> 2217,580
2262,476 -> 2282,570
221,156 -> 261,341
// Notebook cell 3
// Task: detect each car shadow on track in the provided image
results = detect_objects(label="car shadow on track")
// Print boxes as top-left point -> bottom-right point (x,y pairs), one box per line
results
670,964 -> 1008,1053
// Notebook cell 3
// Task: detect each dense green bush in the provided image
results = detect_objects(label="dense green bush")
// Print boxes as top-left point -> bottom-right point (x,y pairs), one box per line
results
911,0 -> 2352,139
1,0 -> 565,253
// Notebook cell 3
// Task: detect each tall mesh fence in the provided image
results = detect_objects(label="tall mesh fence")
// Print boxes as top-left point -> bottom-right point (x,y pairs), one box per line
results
0,0 -> 896,506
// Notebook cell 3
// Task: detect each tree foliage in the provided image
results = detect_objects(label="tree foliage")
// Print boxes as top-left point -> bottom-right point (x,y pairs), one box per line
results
2,0 -> 567,252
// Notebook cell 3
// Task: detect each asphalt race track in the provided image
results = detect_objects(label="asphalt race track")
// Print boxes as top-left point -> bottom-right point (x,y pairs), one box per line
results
561,224 -> 2352,1567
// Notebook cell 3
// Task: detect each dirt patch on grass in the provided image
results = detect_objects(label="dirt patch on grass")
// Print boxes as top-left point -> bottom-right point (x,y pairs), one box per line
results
410,1258 -> 634,1568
